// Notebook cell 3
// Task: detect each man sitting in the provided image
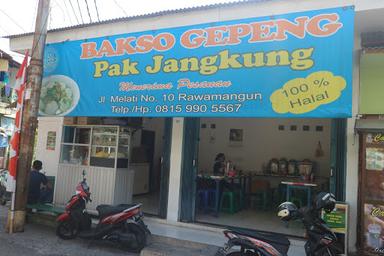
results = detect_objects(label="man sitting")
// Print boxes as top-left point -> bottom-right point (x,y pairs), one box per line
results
27,160 -> 48,204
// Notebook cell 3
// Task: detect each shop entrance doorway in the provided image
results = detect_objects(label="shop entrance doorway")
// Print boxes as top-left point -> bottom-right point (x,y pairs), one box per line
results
131,118 -> 172,218
180,117 -> 347,236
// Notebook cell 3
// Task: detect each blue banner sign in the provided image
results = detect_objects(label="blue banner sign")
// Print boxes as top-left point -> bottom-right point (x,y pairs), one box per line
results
43,6 -> 354,117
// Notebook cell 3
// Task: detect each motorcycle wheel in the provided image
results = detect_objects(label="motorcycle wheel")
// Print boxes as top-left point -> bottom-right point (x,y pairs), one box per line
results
56,220 -> 78,240
122,223 -> 147,253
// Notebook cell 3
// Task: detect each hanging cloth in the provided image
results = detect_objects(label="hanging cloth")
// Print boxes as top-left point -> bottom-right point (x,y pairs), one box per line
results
0,71 -> 5,82
4,73 -> 11,96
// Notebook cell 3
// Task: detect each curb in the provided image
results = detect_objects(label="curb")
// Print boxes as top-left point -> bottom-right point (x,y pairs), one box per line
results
141,234 -> 219,256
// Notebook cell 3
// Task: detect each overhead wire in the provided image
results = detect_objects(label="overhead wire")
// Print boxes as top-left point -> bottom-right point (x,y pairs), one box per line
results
112,0 -> 128,17
76,0 -> 85,24
93,0 -> 100,22
30,5 -> 52,64
48,3 -> 53,30
52,0 -> 69,25
84,0 -> 93,23
0,9 -> 27,33
69,0 -> 80,24
62,0 -> 76,25
0,25 -> 10,36
30,0 -> 39,31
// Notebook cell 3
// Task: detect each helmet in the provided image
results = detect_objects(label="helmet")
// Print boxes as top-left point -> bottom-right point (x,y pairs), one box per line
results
277,202 -> 298,221
314,192 -> 336,213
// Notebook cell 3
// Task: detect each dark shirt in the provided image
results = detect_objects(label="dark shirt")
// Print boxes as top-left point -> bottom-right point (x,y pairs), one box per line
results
28,170 -> 47,204
213,161 -> 224,176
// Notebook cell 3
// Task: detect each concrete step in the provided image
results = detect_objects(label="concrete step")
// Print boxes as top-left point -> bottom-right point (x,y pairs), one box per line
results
141,234 -> 220,256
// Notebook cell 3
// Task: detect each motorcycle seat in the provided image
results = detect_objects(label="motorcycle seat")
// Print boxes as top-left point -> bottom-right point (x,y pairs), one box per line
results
96,203 -> 141,219
229,228 -> 290,255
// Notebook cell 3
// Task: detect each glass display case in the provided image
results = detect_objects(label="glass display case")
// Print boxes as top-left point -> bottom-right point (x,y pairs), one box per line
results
60,126 -> 91,165
118,127 -> 130,158
57,124 -> 134,210
60,125 -> 131,168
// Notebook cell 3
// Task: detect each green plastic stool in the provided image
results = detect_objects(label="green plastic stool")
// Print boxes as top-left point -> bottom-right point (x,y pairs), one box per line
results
234,190 -> 244,210
220,191 -> 239,214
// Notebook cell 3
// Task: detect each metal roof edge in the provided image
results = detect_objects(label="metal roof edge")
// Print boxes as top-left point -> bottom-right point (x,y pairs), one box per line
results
0,49 -> 20,67
5,0 -> 271,39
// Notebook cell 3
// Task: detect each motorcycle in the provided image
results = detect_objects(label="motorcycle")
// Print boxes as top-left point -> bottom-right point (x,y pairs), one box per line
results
56,171 -> 150,252
215,192 -> 343,256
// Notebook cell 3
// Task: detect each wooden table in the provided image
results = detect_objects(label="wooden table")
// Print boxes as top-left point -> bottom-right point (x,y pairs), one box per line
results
281,181 -> 318,207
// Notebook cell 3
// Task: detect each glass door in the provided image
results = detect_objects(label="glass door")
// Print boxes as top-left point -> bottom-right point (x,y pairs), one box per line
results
360,132 -> 384,254
180,117 -> 200,222
159,118 -> 173,218
330,119 -> 347,200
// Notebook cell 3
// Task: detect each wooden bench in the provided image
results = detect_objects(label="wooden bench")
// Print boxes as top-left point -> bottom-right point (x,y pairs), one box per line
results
26,203 -> 65,227
27,203 -> 65,215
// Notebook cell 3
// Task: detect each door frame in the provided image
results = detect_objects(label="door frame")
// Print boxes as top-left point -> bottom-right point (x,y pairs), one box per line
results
158,118 -> 172,218
179,117 -> 200,222
330,118 -> 348,201
141,129 -> 156,193
357,132 -> 366,251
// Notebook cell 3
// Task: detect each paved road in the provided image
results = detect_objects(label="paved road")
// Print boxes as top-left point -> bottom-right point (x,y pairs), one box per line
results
0,205 -> 138,256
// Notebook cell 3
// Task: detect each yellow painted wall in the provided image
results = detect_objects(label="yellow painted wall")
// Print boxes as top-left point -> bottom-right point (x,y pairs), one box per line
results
360,53 -> 384,114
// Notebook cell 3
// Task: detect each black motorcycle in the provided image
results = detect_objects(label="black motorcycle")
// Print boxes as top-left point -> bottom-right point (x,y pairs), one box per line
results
216,192 -> 343,256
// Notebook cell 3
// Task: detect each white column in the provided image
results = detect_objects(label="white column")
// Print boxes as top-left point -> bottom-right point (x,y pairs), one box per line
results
166,117 -> 184,222
35,117 -> 64,177
345,33 -> 361,253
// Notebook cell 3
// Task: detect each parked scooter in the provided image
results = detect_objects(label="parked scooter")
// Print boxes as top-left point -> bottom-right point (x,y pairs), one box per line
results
56,171 -> 150,252
216,192 -> 343,256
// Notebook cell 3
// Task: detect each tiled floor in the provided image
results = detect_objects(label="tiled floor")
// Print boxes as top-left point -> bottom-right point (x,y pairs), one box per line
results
134,193 -> 305,236
196,209 -> 305,237
133,192 -> 306,255
145,217 -> 306,256
133,193 -> 160,215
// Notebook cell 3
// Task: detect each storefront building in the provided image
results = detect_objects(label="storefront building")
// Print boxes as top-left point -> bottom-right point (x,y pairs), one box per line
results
7,0 -> 384,254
